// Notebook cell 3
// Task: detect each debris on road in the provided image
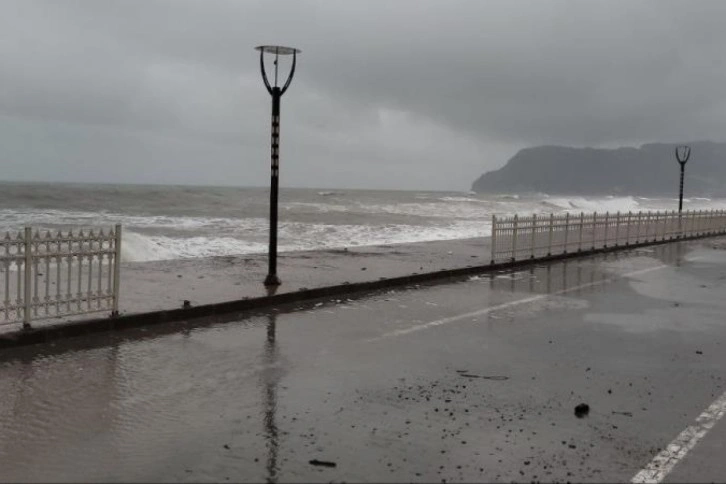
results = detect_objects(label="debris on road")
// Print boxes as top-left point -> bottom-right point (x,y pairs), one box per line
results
574,403 -> 590,418
456,370 -> 509,380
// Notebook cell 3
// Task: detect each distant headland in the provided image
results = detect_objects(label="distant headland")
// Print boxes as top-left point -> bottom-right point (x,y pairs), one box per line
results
472,141 -> 726,196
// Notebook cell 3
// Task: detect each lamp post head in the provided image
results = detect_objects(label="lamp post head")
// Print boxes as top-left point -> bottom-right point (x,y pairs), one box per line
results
676,145 -> 691,166
255,45 -> 301,56
255,45 -> 301,95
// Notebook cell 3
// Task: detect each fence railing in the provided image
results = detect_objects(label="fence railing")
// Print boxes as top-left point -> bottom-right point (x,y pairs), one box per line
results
491,210 -> 726,264
1,225 -> 122,328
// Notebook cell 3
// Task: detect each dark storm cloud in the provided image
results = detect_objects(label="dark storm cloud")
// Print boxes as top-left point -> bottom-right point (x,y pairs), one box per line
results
0,0 -> 724,189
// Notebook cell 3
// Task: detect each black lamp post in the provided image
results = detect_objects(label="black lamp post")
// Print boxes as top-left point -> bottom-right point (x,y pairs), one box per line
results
675,145 -> 691,213
256,45 -> 300,286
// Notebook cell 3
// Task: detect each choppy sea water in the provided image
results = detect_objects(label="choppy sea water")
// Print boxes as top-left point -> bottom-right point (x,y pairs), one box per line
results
0,182 -> 723,263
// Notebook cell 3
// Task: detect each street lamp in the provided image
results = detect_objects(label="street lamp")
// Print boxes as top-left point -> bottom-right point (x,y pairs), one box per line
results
675,145 -> 691,213
255,45 -> 300,286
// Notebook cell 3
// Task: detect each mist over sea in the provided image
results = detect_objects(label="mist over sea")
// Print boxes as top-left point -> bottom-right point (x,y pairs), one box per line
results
0,182 -> 721,263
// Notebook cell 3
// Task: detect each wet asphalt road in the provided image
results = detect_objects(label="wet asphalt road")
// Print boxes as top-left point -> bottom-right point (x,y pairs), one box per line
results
0,240 -> 725,482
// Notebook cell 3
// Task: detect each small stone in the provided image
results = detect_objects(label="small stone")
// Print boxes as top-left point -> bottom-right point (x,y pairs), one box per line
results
574,403 -> 590,418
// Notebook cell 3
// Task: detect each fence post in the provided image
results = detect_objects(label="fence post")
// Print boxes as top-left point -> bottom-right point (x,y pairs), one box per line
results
530,214 -> 537,259
663,211 -> 668,240
694,210 -> 699,236
547,213 -> 554,256
697,210 -> 702,235
23,227 -> 32,329
694,210 -> 701,237
635,211 -> 642,243
112,224 -> 122,317
625,211 -> 631,245
694,210 -> 698,236
563,212 -> 570,254
511,215 -> 518,262
592,212 -> 597,250
614,211 -> 620,246
490,215 -> 497,264
577,212 -> 583,252
670,210 -> 678,239
643,210 -> 650,243
684,210 -> 689,237
603,212 -> 610,248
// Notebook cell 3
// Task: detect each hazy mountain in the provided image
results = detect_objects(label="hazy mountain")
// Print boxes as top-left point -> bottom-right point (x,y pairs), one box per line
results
472,142 -> 726,196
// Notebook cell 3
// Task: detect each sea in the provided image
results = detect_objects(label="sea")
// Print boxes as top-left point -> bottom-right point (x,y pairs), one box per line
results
1,182 -> 723,263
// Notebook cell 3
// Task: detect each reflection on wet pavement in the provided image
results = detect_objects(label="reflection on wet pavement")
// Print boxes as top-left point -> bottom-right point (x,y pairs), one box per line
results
0,240 -> 724,482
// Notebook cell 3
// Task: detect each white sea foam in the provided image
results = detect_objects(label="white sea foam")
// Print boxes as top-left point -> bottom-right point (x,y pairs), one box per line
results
121,231 -> 267,262
438,196 -> 485,203
120,219 -> 492,262
0,209 -> 246,232
540,196 -> 640,213
355,202 -> 490,220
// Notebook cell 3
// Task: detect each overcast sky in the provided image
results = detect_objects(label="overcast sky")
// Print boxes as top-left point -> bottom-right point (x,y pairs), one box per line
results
0,0 -> 724,191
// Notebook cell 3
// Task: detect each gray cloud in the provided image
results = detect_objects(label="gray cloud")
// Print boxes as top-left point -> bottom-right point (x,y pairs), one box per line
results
0,0 -> 724,190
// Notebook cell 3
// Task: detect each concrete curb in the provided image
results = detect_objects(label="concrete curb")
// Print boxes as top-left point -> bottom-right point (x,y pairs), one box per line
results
0,232 -> 722,350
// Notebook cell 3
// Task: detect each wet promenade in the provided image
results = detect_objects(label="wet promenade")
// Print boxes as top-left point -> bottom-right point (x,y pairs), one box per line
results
0,238 -> 725,482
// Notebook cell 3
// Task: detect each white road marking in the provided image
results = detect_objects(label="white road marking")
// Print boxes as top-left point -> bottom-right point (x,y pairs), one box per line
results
377,294 -> 547,339
631,389 -> 726,483
370,263 -> 669,341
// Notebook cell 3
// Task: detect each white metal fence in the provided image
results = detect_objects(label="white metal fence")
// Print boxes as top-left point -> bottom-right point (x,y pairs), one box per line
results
491,210 -> 726,264
0,225 -> 122,328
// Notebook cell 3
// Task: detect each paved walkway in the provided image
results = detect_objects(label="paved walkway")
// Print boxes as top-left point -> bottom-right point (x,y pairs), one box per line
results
1,238 -> 725,482
116,237 -> 491,315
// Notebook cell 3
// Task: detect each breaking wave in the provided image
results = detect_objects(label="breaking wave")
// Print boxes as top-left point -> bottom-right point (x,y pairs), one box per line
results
120,220 -> 492,263
540,196 -> 640,213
